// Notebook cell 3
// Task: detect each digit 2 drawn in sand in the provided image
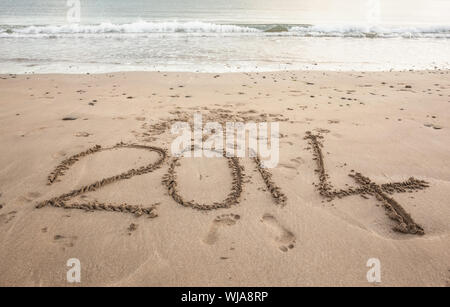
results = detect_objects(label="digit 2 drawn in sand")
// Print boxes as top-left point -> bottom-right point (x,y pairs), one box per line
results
36,143 -> 167,217
305,132 -> 429,235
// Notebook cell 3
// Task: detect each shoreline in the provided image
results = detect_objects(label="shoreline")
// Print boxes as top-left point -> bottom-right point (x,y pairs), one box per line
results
2,67 -> 450,76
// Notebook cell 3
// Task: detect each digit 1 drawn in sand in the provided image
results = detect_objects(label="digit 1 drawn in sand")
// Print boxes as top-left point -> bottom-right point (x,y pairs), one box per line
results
304,132 -> 429,235
253,155 -> 287,207
36,143 -> 167,217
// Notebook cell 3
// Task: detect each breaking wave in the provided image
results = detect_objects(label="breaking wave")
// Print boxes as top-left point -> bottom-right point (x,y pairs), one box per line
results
289,24 -> 450,38
0,21 -> 260,35
1,21 -> 449,38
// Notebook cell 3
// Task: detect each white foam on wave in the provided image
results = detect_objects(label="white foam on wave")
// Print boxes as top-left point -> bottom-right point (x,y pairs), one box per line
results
1,21 -> 260,35
290,24 -> 450,38
1,21 -> 449,38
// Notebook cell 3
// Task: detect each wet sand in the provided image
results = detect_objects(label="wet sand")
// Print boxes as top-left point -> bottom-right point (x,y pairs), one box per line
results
0,70 -> 449,286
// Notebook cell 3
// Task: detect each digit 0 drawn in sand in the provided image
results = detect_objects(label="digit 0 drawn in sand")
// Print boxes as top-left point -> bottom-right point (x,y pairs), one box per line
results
305,132 -> 429,235
36,143 -> 167,217
203,213 -> 240,245
261,213 -> 296,252
162,148 -> 244,210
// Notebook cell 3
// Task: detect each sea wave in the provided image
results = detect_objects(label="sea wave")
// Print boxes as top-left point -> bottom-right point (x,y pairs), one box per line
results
1,21 -> 449,38
0,21 -> 260,35
289,24 -> 450,38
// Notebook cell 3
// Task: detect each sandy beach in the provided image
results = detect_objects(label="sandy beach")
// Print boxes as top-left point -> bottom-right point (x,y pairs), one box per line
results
0,70 -> 449,286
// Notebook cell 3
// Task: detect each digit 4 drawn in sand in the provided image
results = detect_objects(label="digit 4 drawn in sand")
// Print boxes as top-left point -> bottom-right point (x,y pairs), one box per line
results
305,132 -> 430,235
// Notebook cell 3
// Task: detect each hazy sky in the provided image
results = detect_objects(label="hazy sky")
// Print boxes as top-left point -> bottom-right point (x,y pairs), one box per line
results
1,0 -> 449,25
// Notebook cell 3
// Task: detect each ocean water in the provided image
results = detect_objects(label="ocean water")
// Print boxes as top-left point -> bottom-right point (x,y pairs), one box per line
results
0,0 -> 449,73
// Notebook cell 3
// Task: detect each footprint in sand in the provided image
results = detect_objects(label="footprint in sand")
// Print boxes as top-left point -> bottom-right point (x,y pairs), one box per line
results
53,234 -> 78,251
0,211 -> 16,225
19,191 -> 41,203
261,213 -> 296,253
52,150 -> 67,159
203,214 -> 240,245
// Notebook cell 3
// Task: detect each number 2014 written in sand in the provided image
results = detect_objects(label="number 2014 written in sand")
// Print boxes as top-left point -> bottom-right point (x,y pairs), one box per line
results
36,132 -> 430,236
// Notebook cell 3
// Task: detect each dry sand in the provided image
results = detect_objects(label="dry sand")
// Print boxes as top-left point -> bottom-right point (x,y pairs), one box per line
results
0,70 -> 449,286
